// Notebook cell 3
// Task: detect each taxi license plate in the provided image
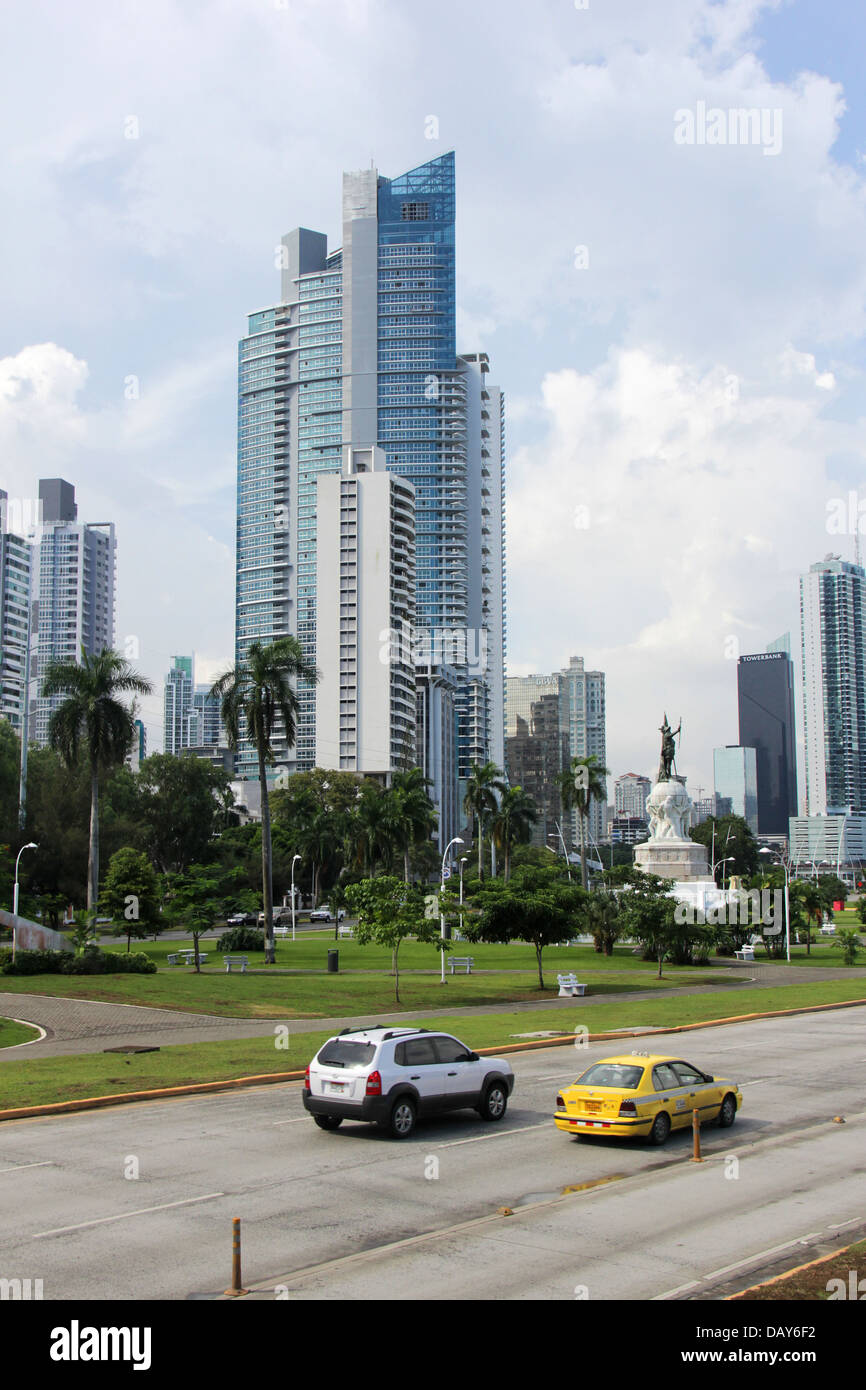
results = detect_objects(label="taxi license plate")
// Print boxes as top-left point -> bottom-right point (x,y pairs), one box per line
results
583,1100 -> 602,1113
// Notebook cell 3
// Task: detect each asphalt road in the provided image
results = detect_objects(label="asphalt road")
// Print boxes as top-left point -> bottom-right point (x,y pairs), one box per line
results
0,1008 -> 863,1301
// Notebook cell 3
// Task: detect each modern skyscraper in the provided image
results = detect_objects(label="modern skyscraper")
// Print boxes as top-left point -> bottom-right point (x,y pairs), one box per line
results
713,745 -> 759,834
737,637 -> 798,834
233,153 -> 506,826
0,489 -> 32,735
29,480 -> 116,746
164,655 -> 223,756
800,557 -> 866,816
504,656 -> 607,849
315,445 -> 416,775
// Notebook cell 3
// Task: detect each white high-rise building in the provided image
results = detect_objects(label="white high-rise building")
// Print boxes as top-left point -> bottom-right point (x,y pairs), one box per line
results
315,446 -> 416,776
800,557 -> 866,816
164,655 -> 223,756
614,773 -> 652,820
0,489 -> 33,735
30,480 -> 116,747
559,655 -> 607,848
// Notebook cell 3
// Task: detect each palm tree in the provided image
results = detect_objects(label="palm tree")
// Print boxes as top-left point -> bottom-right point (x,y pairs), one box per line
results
352,781 -> 390,878
793,880 -> 823,957
384,768 -> 438,883
556,754 -> 610,890
491,786 -> 538,882
211,637 -> 318,964
462,760 -> 507,882
42,647 -> 153,912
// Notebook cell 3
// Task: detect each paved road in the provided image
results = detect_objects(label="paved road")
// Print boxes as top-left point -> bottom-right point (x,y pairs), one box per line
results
2,963 -> 864,1059
0,1008 -> 863,1300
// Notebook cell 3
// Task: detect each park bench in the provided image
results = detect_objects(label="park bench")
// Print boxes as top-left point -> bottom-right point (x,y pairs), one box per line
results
166,953 -> 179,965
449,956 -> 474,975
179,949 -> 207,964
338,922 -> 354,938
223,955 -> 249,973
273,925 -> 291,939
820,923 -> 836,937
557,972 -> 586,997
734,945 -> 755,961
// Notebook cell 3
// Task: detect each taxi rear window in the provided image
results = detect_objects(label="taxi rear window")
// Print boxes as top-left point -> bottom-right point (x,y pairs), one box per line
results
575,1063 -> 644,1090
317,1040 -> 376,1068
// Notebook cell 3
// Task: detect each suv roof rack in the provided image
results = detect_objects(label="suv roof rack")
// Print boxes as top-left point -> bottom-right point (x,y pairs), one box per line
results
338,1025 -> 387,1036
382,1027 -> 429,1040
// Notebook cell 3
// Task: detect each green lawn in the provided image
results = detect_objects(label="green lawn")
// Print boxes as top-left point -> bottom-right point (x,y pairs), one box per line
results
0,1017 -> 39,1050
1,977 -> 864,1112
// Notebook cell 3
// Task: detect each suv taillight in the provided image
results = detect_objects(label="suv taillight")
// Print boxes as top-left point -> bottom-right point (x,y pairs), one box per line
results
618,1099 -> 637,1116
365,1070 -> 382,1097
304,1066 -> 310,1090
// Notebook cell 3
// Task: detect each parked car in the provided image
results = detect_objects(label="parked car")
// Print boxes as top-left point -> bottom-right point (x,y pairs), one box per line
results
554,1052 -> 742,1145
303,1026 -> 514,1138
309,907 -> 332,922
226,911 -> 258,927
257,908 -> 292,926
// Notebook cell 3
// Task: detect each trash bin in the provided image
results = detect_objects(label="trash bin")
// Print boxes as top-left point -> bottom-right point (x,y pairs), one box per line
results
327,949 -> 339,974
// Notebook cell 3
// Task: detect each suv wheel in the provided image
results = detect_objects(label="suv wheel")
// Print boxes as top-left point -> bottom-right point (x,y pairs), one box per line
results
385,1096 -> 416,1139
478,1081 -> 508,1122
313,1115 -> 342,1131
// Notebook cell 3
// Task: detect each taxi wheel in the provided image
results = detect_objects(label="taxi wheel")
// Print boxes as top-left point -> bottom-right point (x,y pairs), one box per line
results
718,1094 -> 737,1128
313,1115 -> 342,1130
648,1111 -> 671,1146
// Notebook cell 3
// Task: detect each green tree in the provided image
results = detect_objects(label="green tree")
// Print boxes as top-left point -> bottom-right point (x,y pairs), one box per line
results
211,638 -> 318,964
689,815 -> 759,882
462,760 -> 506,882
833,927 -> 864,967
616,872 -> 680,977
100,847 -> 161,951
790,879 -> 823,956
69,908 -> 98,956
165,865 -> 238,972
490,785 -> 538,882
41,648 -> 152,911
555,755 -> 609,890
383,768 -> 438,883
464,864 -> 586,989
582,886 -> 623,956
345,875 -> 442,1002
137,753 -> 233,873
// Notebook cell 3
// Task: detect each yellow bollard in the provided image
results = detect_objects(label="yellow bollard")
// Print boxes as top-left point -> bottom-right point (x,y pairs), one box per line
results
691,1108 -> 704,1163
224,1217 -> 249,1297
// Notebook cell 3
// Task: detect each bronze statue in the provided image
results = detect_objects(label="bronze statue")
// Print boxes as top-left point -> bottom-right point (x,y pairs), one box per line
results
658,713 -> 681,782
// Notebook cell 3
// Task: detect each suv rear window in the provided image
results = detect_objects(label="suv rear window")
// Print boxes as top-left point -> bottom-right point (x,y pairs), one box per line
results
318,1040 -> 376,1068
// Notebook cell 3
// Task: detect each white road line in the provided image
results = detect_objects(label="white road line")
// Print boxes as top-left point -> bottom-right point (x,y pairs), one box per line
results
828,1217 -> 861,1231
33,1192 -> 225,1238
0,1160 -> 53,1174
273,1117 -> 309,1126
702,1233 -> 823,1281
435,1122 -> 547,1150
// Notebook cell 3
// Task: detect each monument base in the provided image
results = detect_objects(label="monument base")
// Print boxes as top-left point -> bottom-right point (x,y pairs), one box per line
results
634,839 -> 711,883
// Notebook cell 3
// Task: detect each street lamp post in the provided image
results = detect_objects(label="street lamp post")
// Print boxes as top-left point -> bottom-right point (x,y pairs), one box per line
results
290,854 -> 301,941
760,846 -> 791,964
440,837 -> 464,983
12,842 -> 37,963
459,856 -> 467,908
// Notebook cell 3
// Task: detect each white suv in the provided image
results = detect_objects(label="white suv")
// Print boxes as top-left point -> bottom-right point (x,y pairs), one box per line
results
303,1026 -> 515,1138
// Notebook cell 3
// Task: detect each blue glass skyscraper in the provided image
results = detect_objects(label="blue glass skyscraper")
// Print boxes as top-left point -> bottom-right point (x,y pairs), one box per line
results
234,154 -> 505,829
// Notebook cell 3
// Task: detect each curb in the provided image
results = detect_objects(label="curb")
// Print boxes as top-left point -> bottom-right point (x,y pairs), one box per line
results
726,1234 -> 865,1300
1,994 -> 865,1124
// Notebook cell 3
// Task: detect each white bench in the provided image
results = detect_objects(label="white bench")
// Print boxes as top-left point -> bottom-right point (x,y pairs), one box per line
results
735,946 -> 755,961
820,924 -> 836,937
338,923 -> 354,938
274,925 -> 291,939
223,955 -> 249,973
166,953 -> 179,966
557,973 -> 586,997
179,949 -> 207,964
449,956 -> 474,975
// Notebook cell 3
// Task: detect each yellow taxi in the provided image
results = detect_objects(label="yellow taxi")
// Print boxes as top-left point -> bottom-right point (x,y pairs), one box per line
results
554,1053 -> 742,1145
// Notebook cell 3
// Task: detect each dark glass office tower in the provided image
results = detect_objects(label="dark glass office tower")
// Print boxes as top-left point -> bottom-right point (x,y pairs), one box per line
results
737,643 -> 798,834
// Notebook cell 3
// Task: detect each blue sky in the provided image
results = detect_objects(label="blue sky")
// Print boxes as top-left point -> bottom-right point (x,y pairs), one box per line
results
2,0 -> 866,799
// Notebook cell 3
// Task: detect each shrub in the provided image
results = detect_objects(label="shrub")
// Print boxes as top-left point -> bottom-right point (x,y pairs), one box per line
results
1,949 -> 68,975
1,947 -> 156,976
220,925 -> 265,953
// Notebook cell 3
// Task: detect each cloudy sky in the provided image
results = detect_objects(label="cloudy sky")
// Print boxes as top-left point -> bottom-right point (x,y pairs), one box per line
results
2,0 -> 865,800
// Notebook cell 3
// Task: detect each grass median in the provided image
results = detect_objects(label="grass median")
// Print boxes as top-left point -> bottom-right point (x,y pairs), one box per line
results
1,977 -> 864,1113
0,1017 -> 39,1050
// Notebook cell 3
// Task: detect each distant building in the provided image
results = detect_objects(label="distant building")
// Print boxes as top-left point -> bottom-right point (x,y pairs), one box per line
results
505,691 -> 569,848
713,746 -> 758,834
614,773 -> 651,821
164,655 -> 223,756
0,489 -> 32,734
737,637 -> 797,835
800,558 -> 866,817
609,815 -> 649,845
29,480 -> 116,747
127,718 -> 147,773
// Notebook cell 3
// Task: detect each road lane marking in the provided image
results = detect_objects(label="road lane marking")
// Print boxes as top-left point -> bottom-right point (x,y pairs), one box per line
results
435,1122 -> 548,1150
828,1217 -> 861,1230
0,1160 -> 53,1173
703,1233 -> 823,1280
33,1192 -> 225,1237
273,1118 -> 309,1126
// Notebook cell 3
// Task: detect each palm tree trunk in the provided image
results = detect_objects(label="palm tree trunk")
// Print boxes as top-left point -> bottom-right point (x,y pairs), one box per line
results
477,815 -> 483,882
535,942 -> 544,989
579,812 -> 588,891
504,842 -> 510,883
258,747 -> 275,964
87,763 -> 99,912
404,849 -> 410,885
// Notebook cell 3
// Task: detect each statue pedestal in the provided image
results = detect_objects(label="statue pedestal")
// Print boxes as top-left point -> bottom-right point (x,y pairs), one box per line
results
634,776 -> 711,883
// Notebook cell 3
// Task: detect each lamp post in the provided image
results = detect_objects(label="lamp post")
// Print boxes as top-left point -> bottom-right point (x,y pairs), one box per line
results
290,854 -> 301,941
459,856 -> 467,907
12,842 -> 37,963
760,846 -> 791,963
440,836 -> 464,983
